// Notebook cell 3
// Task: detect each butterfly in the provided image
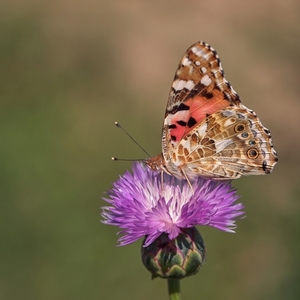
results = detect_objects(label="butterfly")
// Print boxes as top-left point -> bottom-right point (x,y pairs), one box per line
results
146,41 -> 278,181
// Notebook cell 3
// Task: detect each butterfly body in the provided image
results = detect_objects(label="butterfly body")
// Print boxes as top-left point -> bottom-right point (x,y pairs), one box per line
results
146,42 -> 277,181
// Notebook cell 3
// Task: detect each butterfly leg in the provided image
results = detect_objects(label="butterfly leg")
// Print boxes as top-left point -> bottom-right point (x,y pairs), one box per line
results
180,168 -> 194,194
159,170 -> 168,196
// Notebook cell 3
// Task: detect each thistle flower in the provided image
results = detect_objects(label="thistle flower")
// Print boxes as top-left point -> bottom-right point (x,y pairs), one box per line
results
101,162 -> 244,247
102,162 -> 245,281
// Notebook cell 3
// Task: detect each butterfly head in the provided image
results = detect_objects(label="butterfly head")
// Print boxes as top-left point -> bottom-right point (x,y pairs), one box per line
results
145,154 -> 171,175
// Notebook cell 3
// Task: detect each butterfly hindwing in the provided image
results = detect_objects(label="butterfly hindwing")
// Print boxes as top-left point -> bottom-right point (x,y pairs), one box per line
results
169,105 -> 277,180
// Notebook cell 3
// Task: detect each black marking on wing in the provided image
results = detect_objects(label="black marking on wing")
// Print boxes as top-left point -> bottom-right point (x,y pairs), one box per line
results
177,120 -> 187,127
187,117 -> 197,128
168,102 -> 190,115
168,124 -> 177,129
262,160 -> 269,173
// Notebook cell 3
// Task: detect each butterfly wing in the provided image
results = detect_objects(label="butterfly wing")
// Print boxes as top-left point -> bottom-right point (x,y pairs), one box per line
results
160,41 -> 277,180
162,41 -> 240,162
169,105 -> 278,180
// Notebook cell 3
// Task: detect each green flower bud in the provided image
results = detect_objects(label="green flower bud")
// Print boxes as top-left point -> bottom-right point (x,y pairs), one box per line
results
141,227 -> 206,279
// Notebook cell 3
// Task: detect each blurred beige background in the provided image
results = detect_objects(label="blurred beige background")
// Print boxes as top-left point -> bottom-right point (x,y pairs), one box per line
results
1,0 -> 299,299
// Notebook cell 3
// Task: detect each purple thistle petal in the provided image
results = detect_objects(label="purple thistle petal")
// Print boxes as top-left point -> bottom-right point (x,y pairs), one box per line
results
101,162 -> 245,247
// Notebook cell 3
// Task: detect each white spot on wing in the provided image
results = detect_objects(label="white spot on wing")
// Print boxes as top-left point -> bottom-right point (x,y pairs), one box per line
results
223,118 -> 236,127
197,122 -> 207,136
200,75 -> 212,86
191,46 -> 204,57
182,57 -> 191,66
172,79 -> 195,91
185,80 -> 195,90
201,67 -> 207,73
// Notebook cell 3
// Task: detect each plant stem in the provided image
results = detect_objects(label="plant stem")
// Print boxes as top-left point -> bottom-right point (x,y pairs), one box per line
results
168,278 -> 181,300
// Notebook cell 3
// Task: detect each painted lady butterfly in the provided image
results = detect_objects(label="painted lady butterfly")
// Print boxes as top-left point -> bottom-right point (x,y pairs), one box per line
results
146,41 -> 278,181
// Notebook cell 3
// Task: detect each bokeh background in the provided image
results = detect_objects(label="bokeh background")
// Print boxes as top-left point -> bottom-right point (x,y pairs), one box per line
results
1,0 -> 299,299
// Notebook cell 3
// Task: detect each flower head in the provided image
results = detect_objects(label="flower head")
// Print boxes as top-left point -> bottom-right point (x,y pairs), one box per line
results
102,162 -> 244,247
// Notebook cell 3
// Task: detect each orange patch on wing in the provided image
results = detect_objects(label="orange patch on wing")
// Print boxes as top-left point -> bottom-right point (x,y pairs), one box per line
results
168,90 -> 230,144
168,110 -> 189,143
186,90 -> 230,124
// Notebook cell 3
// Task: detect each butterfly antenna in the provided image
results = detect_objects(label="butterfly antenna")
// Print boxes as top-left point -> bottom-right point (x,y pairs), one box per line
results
114,122 -> 151,157
111,157 -> 144,162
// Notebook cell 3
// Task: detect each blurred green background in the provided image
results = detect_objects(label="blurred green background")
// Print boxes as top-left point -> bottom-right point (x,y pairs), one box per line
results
1,1 -> 299,299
